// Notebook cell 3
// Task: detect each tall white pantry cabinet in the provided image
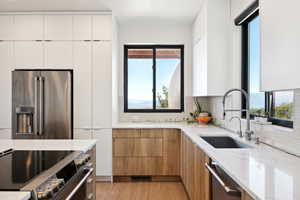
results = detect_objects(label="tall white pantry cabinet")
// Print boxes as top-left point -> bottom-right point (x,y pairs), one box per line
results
0,13 -> 113,177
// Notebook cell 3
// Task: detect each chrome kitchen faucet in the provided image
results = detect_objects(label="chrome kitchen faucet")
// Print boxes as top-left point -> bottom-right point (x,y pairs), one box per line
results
222,88 -> 254,141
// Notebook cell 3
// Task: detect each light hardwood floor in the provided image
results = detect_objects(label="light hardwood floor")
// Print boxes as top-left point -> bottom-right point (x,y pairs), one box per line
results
96,182 -> 189,200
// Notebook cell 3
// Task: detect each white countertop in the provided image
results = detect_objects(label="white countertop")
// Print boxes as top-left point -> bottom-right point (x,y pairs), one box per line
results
0,139 -> 97,153
0,139 -> 97,200
0,192 -> 31,200
113,122 -> 300,200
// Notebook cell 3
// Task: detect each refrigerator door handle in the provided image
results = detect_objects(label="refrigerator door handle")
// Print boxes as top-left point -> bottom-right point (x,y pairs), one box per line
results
39,76 -> 45,135
34,76 -> 39,135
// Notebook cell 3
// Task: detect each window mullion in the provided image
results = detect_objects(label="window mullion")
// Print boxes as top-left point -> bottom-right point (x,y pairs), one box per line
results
153,47 -> 156,110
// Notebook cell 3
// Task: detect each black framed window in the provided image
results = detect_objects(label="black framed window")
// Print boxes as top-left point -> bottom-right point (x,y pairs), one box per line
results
241,11 -> 294,128
124,45 -> 184,113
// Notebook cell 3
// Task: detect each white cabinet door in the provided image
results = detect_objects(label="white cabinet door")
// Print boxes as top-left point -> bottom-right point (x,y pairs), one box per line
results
261,0 -> 300,91
93,15 -> 112,41
0,42 -> 13,128
14,15 -> 44,40
45,15 -> 73,40
93,129 -> 112,176
44,41 -> 73,69
73,42 -> 92,128
92,41 -> 112,128
0,129 -> 11,139
73,15 -> 92,41
0,15 -> 14,40
192,39 -> 207,96
14,41 -> 44,69
73,129 -> 92,139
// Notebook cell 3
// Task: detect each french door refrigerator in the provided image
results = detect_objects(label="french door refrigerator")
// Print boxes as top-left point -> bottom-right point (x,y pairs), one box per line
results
12,70 -> 73,139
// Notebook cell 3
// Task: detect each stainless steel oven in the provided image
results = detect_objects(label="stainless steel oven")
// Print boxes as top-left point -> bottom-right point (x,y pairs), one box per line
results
56,167 -> 94,200
205,161 -> 241,200
31,153 -> 95,200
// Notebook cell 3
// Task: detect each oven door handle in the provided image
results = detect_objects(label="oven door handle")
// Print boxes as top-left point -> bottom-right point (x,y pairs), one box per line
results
205,163 -> 241,196
65,168 -> 94,200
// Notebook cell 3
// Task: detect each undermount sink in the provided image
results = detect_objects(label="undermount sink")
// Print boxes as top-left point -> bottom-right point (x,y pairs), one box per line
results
200,136 -> 252,149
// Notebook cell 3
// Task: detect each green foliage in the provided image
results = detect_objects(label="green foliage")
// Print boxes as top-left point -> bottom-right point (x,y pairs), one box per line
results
273,103 -> 293,120
190,98 -> 202,120
250,103 -> 293,120
157,86 -> 168,108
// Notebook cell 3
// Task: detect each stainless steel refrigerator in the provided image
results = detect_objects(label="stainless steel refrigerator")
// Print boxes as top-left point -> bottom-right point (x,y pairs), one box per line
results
12,70 -> 73,139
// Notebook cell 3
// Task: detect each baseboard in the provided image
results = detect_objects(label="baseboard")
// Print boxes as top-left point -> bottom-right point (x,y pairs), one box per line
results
96,176 -> 113,182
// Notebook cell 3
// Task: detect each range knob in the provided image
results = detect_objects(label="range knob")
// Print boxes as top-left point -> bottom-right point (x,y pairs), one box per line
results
37,188 -> 52,200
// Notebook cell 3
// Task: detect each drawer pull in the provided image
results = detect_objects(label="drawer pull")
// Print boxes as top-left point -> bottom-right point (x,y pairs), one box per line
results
87,193 -> 93,199
87,177 -> 93,184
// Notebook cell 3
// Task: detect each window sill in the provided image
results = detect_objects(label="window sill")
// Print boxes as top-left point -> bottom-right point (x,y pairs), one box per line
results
245,119 -> 294,132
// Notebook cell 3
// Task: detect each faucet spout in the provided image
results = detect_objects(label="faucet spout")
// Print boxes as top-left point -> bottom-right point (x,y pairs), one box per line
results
222,88 -> 253,140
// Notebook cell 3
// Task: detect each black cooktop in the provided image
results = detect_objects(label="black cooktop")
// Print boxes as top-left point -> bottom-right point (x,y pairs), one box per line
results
0,150 -> 73,191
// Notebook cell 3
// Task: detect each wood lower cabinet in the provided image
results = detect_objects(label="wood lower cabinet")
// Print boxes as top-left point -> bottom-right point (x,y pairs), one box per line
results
114,138 -> 163,157
162,129 -> 181,175
242,191 -> 255,200
112,128 -> 180,176
181,134 -> 211,200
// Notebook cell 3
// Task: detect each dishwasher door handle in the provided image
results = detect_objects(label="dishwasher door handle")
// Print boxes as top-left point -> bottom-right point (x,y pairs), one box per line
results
205,163 -> 241,196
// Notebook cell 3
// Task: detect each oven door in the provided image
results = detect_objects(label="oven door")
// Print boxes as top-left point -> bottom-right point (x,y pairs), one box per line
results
55,167 -> 94,200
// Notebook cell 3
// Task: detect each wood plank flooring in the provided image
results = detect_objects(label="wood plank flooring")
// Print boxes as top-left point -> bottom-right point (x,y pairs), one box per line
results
96,182 -> 189,200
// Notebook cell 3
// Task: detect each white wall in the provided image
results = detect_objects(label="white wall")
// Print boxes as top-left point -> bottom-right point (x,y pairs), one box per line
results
112,15 -> 119,125
208,0 -> 300,157
117,18 -> 194,122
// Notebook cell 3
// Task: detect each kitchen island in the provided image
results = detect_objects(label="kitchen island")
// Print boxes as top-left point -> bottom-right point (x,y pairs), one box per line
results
0,139 -> 97,200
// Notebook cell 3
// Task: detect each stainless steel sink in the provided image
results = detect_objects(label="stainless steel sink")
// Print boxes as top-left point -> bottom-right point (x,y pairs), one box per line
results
200,136 -> 252,149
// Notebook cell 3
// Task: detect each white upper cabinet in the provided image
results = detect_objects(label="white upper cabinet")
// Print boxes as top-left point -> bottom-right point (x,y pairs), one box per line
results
44,41 -> 73,68
73,42 -> 92,128
45,15 -> 73,40
14,15 -> 44,40
192,5 -> 206,45
0,42 -> 13,128
14,41 -> 44,68
0,16 -> 14,40
192,0 -> 230,96
93,15 -> 112,41
73,15 -> 92,41
260,0 -> 300,91
92,41 -> 112,128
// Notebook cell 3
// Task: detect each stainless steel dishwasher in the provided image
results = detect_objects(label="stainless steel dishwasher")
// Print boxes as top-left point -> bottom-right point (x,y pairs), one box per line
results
205,161 -> 242,200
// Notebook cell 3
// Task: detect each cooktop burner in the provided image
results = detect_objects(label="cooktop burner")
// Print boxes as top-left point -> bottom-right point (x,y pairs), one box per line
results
0,150 -> 73,191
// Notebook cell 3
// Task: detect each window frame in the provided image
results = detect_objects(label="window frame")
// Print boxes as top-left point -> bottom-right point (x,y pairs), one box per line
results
124,44 -> 184,113
241,11 -> 293,128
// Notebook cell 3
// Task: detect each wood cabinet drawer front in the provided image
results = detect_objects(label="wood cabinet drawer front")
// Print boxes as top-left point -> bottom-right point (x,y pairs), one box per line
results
113,129 -> 140,138
140,129 -> 163,138
114,138 -> 163,157
113,157 -> 163,176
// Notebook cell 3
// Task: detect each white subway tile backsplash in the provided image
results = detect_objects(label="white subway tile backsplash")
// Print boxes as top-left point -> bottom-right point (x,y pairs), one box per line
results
208,89 -> 300,156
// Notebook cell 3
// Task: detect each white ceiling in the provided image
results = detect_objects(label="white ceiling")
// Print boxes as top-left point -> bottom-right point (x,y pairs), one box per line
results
0,0 -> 203,22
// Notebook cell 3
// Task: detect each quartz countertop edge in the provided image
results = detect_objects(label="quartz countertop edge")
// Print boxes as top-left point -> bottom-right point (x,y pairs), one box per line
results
0,139 -> 97,200
113,122 -> 300,200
